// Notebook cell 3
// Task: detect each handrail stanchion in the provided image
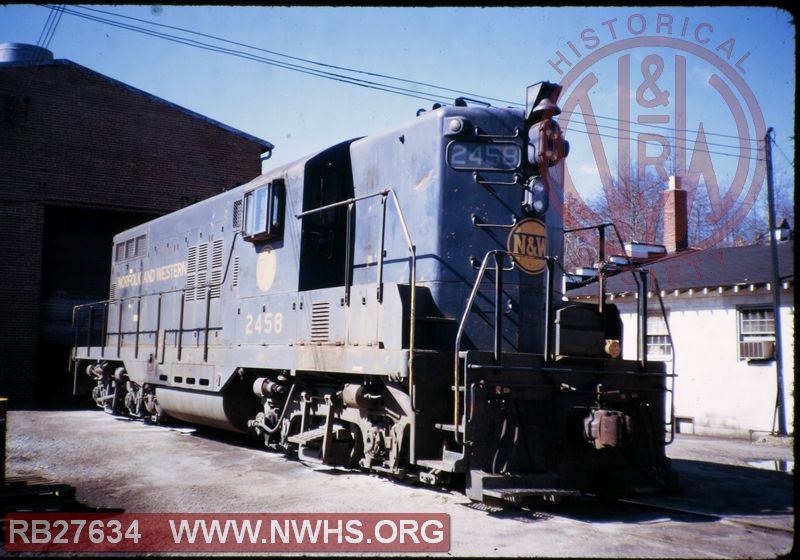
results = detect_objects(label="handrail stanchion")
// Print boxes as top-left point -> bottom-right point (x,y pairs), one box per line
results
178,289 -> 185,362
344,202 -> 354,306
134,297 -> 141,359
154,295 -> 162,362
544,257 -> 555,363
116,299 -> 123,358
493,251 -> 503,365
377,194 -> 387,303
637,269 -> 649,367
203,287 -> 212,361
87,306 -> 94,355
71,305 -> 80,367
101,302 -> 108,358
387,190 -> 417,412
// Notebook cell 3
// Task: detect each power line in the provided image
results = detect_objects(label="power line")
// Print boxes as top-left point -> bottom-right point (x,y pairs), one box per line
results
772,139 -> 794,169
50,5 -> 452,105
563,117 -> 763,152
68,3 -> 520,107
48,4 -> 487,106
36,5 -> 62,48
9,4 -> 65,121
575,128 -> 765,162
47,4 -> 781,151
558,107 -> 761,145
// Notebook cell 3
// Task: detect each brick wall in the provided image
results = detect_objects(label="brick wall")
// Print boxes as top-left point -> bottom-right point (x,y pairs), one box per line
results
0,61 -> 268,403
0,202 -> 44,403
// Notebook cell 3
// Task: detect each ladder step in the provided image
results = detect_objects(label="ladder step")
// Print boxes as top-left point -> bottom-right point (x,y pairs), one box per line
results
416,459 -> 466,473
483,488 -> 581,502
434,423 -> 464,433
287,427 -> 327,446
416,459 -> 452,471
287,425 -> 348,446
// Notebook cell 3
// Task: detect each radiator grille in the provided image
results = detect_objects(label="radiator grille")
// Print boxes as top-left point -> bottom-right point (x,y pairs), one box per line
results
185,245 -> 198,302
310,302 -> 330,343
210,269 -> 223,299
109,283 -> 117,301
196,242 -> 209,300
232,199 -> 243,230
211,239 -> 224,269
210,239 -> 224,299
231,256 -> 239,288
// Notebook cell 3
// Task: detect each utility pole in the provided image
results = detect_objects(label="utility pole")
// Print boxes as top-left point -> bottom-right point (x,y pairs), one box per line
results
764,127 -> 787,436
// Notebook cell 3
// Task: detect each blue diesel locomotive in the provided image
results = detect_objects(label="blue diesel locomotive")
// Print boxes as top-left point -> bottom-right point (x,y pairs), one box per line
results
71,82 -> 675,502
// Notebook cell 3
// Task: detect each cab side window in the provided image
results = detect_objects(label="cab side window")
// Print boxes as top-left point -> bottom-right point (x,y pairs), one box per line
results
243,179 -> 285,242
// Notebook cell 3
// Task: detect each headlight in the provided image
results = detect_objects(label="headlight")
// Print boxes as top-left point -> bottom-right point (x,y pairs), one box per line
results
523,176 -> 549,215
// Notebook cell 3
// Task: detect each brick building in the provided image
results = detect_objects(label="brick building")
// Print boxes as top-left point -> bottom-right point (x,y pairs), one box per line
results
0,43 -> 273,404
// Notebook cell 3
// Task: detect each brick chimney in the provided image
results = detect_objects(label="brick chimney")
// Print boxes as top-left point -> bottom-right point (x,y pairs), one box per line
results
663,175 -> 688,252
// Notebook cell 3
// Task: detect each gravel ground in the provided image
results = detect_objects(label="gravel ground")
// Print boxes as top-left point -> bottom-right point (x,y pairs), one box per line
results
4,409 -> 794,558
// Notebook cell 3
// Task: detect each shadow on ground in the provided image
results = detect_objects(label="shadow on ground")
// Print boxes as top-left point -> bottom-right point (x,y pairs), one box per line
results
477,458 -> 794,524
182,421 -> 794,524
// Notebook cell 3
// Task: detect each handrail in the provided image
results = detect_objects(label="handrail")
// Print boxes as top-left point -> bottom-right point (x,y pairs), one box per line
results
71,231 -> 242,315
453,250 -> 504,446
72,288 -> 194,364
72,232 -> 242,365
564,222 -> 641,295
453,250 -> 555,444
651,272 -> 677,445
74,188 -> 419,404
296,188 -> 418,410
385,190 -> 417,411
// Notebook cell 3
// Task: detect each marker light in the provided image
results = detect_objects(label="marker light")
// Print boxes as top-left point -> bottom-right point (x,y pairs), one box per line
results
445,117 -> 470,136
527,119 -> 569,169
448,118 -> 463,133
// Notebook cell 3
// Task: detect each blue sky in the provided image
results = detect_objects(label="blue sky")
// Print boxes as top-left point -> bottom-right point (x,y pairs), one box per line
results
1,5 -> 794,227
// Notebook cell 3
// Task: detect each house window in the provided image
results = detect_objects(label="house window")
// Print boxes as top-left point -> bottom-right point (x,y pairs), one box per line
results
738,307 -> 775,361
646,311 -> 672,360
243,179 -> 285,242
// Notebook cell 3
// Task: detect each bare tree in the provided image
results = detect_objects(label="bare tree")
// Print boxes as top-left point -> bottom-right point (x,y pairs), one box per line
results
563,154 -> 793,273
771,165 -> 795,235
564,163 -> 667,271
563,192 -> 601,271
687,185 -> 716,247
589,164 -> 665,245
733,165 -> 795,246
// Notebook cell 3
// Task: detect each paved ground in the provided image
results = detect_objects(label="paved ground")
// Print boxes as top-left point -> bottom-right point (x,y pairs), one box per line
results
4,409 -> 795,557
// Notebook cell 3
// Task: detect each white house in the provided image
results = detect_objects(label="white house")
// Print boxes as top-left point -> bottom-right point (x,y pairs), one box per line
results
569,241 -> 794,438
566,179 -> 794,438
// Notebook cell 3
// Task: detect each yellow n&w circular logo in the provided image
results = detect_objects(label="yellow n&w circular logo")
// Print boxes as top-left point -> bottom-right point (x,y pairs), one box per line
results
507,218 -> 548,275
